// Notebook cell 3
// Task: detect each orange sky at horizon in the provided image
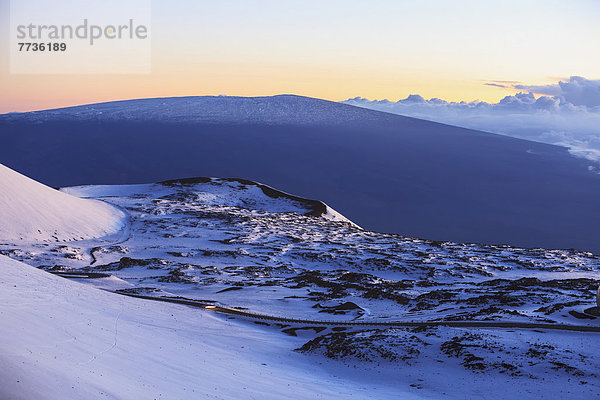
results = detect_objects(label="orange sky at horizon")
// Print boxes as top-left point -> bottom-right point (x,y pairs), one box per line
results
1,68 -> 543,113
1,0 -> 598,113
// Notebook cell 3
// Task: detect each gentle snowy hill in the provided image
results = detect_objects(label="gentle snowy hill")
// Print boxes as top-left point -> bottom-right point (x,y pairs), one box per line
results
1,95 -> 600,252
0,163 -> 125,242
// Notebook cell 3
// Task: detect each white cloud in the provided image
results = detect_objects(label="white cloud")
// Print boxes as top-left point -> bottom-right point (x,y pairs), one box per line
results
342,76 -> 600,163
515,76 -> 600,107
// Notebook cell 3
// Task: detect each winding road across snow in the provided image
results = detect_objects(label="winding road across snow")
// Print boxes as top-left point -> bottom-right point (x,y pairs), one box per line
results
106,287 -> 600,333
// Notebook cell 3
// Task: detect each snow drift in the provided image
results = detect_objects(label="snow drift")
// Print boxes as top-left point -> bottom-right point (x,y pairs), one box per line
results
0,163 -> 125,242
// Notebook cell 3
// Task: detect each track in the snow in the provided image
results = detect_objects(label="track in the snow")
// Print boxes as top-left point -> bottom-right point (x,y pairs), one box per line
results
110,290 -> 600,333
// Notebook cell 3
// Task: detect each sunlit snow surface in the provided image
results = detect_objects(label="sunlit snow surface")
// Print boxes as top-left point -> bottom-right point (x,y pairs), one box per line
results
0,163 -> 125,242
0,254 -> 406,400
1,178 -> 599,399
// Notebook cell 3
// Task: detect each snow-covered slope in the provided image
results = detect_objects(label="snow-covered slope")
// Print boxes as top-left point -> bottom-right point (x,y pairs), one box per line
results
0,163 -> 125,242
0,254 -> 407,400
1,179 -> 598,400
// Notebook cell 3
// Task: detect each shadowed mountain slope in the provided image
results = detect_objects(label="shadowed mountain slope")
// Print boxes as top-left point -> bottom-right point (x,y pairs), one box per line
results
1,95 -> 599,252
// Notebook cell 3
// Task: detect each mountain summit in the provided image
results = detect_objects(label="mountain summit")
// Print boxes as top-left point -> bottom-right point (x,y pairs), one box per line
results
1,95 -> 400,125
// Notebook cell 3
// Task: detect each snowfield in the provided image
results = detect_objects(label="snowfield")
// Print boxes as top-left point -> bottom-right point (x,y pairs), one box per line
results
0,163 -> 125,242
1,174 -> 598,399
0,255 -> 407,400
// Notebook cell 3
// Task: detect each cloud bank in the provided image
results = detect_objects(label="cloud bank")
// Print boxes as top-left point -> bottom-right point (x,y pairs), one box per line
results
343,76 -> 600,164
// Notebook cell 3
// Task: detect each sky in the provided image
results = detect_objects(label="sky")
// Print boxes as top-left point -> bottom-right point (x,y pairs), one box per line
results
0,0 -> 599,113
344,76 -> 600,164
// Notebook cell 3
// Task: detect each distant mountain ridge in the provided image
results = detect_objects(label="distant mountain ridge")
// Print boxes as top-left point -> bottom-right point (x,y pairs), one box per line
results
1,95 -> 408,126
1,95 -> 599,252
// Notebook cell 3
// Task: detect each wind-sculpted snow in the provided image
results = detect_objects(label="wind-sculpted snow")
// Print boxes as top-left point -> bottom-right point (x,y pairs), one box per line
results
1,178 -> 598,399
